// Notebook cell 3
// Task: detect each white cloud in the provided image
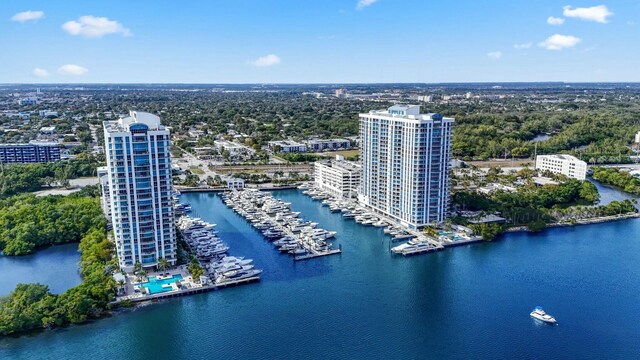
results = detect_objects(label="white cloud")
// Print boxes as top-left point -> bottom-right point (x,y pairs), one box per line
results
57,64 -> 89,76
356,0 -> 377,10
487,51 -> 502,60
563,5 -> 613,23
250,54 -> 281,67
538,34 -> 581,50
62,16 -> 131,38
32,68 -> 49,77
11,10 -> 44,22
547,16 -> 565,25
514,42 -> 532,49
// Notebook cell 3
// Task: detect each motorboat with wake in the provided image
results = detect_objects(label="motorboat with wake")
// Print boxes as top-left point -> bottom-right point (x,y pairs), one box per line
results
530,306 -> 557,324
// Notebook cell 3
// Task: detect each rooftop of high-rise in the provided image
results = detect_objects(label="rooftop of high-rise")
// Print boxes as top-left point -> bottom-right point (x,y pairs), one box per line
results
362,104 -> 454,122
104,111 -> 165,133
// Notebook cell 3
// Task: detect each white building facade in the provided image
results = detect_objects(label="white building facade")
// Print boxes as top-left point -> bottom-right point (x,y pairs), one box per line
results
268,140 -> 307,153
358,105 -> 454,229
535,154 -> 587,180
97,166 -> 112,222
103,111 -> 176,271
221,175 -> 245,189
306,138 -> 351,152
314,157 -> 362,199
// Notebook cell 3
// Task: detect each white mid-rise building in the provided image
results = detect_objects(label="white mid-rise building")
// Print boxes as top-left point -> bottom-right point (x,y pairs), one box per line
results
306,138 -> 351,152
214,140 -> 252,156
221,175 -> 245,189
314,156 -> 362,199
358,105 -> 454,229
268,140 -> 307,153
535,154 -> 587,180
103,111 -> 176,272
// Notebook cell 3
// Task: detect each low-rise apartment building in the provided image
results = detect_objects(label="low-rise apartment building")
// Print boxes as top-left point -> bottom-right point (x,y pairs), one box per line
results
535,154 -> 587,180
0,142 -> 61,163
314,156 -> 362,199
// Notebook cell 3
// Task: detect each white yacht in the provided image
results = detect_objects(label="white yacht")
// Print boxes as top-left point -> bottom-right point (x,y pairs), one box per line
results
530,307 -> 557,324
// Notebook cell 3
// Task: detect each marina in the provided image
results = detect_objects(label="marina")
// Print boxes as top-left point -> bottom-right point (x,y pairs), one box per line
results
3,189 -> 640,359
221,189 -> 342,260
302,184 -> 448,254
176,216 -> 263,284
115,212 -> 263,304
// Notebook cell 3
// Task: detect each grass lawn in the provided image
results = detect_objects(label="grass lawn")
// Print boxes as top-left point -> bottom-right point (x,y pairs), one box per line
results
323,149 -> 359,158
189,166 -> 205,175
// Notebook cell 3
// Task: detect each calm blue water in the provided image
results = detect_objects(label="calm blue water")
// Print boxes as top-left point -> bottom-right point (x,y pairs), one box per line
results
591,178 -> 640,208
1,189 -> 640,359
0,243 -> 81,295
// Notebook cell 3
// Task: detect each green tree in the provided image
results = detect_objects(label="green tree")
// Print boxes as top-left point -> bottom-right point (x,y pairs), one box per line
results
188,258 -> 205,281
133,261 -> 147,282
157,257 -> 170,272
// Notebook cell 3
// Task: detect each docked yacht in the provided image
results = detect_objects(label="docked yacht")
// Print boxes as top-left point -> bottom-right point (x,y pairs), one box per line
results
530,307 -> 557,324
216,269 -> 262,283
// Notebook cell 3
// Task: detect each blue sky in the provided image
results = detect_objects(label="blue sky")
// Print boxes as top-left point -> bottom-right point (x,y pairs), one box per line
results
1,0 -> 638,83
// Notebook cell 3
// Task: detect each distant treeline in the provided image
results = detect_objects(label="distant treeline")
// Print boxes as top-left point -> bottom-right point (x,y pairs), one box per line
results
451,112 -> 637,161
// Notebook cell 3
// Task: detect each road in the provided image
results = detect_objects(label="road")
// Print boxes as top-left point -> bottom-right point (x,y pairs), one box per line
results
211,164 -> 313,174
467,159 -> 534,169
173,147 -> 219,180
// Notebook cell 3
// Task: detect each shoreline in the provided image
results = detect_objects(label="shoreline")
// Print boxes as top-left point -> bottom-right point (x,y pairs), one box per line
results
504,212 -> 640,233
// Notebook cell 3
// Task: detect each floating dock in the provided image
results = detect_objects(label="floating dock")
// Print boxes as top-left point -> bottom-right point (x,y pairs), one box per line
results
294,248 -> 342,261
222,190 -> 342,261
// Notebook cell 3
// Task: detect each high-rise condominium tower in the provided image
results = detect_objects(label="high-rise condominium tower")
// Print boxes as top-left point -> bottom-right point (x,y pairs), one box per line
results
358,105 -> 454,229
103,111 -> 176,271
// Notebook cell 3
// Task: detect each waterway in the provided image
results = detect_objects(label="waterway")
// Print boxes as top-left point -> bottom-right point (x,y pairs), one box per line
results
0,243 -> 81,295
591,177 -> 640,208
1,190 -> 640,359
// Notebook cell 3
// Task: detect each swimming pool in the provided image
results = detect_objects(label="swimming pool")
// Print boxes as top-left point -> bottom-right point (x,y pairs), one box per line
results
439,231 -> 467,242
140,274 -> 183,294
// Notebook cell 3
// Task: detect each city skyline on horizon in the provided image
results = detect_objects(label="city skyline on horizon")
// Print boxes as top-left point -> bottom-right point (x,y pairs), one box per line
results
2,0 -> 639,83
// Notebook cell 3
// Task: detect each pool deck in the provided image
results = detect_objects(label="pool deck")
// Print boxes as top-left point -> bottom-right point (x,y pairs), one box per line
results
114,264 -> 262,305
114,275 -> 261,304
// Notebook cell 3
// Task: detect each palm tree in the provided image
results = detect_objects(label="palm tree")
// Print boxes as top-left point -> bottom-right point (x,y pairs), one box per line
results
117,279 -> 126,295
133,261 -> 147,282
157,257 -> 170,272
